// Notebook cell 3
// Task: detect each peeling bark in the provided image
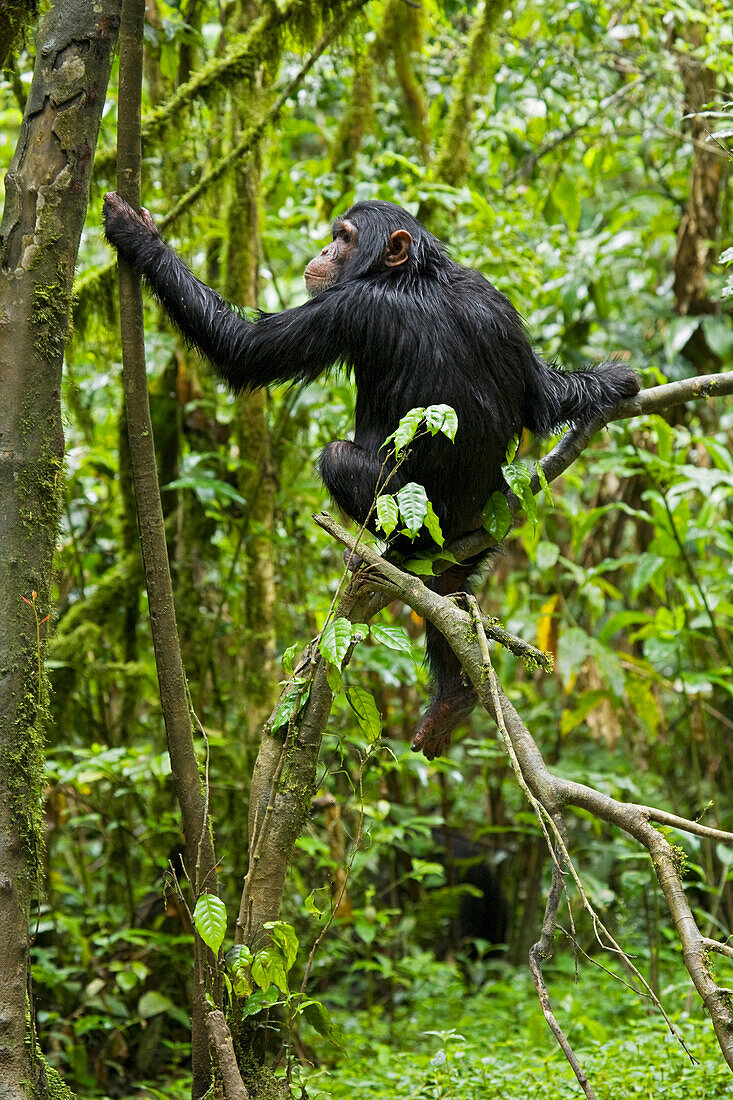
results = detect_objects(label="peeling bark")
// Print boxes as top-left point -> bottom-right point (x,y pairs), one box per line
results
0,2 -> 120,1096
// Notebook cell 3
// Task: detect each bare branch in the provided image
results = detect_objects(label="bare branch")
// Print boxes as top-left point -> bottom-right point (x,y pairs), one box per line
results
640,807 -> 733,843
703,939 -> 733,962
530,863 -> 599,1100
447,369 -> 733,568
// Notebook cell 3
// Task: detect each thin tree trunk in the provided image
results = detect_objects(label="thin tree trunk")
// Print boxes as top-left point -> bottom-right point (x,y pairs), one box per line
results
225,156 -> 279,737
114,2 -> 218,1095
0,2 -> 120,1096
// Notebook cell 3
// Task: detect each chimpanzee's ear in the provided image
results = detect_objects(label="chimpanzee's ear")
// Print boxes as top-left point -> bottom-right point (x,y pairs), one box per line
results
384,229 -> 412,267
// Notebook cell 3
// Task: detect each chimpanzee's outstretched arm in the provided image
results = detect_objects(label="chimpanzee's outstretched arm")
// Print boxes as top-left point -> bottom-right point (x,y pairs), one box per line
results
103,193 -> 348,392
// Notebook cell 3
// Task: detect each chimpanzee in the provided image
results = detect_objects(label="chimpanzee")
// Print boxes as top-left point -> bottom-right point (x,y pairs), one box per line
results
103,194 -> 639,759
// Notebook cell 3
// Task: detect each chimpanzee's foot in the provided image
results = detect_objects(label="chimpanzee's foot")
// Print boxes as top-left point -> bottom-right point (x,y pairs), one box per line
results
411,682 -> 477,760
342,545 -> 400,573
343,546 -> 365,572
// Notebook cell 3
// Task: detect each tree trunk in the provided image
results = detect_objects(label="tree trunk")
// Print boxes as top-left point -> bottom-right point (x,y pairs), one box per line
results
225,158 -> 279,738
114,1 -> 220,1094
673,54 -> 724,320
0,2 -> 120,1096
671,29 -> 726,376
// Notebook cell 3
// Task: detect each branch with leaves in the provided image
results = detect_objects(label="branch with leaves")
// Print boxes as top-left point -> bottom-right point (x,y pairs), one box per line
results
244,369 -> 733,1086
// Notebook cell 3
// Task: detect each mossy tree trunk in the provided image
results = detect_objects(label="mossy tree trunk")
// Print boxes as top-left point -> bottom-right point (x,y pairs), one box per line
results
0,0 -> 37,69
225,157 -> 279,740
672,46 -> 726,371
0,2 -> 120,1097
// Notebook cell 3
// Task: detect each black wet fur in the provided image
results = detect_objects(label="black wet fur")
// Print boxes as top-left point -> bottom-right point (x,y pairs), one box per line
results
103,195 -> 640,755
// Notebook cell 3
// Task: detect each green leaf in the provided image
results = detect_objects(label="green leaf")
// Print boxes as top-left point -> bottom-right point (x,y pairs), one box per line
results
193,894 -> 227,955
558,627 -> 592,688
226,946 -> 254,995
535,541 -> 559,570
424,404 -> 458,441
393,407 -> 426,455
376,493 -> 399,537
424,501 -> 444,547
503,460 -> 532,497
264,921 -> 299,971
403,557 -> 437,575
232,972 -> 253,997
536,461 -> 552,503
138,991 -> 175,1019
304,889 -> 325,917
346,685 -> 382,740
626,679 -> 660,737
239,988 -> 274,1019
165,475 -> 246,506
251,948 -> 289,995
302,999 -> 344,1047
702,316 -> 733,358
482,492 -> 512,540
319,617 -> 352,667
117,970 -> 140,993
664,316 -> 700,361
225,944 -> 253,972
598,610 -> 652,646
271,680 -> 308,733
630,554 -> 666,600
596,647 -> 625,699
372,624 -> 413,654
503,461 -> 537,526
410,858 -> 445,880
505,435 -> 520,462
281,642 -> 297,676
354,915 -> 377,944
395,482 -> 429,537
326,662 -> 342,694
560,691 -> 606,736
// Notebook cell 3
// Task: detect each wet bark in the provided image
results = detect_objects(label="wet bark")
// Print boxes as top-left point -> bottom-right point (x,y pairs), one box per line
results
0,2 -> 120,1096
114,0 -> 219,1095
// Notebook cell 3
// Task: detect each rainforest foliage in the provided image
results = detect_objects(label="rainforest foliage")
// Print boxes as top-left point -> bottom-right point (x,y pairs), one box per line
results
1,0 -> 732,1097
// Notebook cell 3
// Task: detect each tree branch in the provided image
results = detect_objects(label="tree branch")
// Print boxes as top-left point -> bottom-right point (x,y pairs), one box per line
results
447,369 -> 733,568
306,371 -> 733,1076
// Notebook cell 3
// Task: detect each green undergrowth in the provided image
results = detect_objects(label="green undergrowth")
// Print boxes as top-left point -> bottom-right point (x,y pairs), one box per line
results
312,956 -> 733,1099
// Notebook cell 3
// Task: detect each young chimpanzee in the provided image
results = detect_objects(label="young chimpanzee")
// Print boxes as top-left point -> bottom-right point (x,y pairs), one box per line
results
103,194 -> 639,759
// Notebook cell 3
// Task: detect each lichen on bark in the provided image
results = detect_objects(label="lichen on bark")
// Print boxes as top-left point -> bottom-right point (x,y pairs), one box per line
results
0,0 -> 120,1094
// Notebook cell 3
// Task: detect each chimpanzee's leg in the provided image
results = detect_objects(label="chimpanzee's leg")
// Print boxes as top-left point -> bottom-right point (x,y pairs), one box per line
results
321,441 -> 478,758
411,564 -> 479,760
318,440 -> 392,528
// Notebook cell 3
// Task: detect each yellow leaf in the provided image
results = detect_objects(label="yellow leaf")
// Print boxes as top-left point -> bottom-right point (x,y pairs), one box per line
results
537,594 -> 560,658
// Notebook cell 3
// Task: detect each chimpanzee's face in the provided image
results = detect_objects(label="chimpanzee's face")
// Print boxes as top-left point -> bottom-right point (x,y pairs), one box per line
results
304,218 -> 358,295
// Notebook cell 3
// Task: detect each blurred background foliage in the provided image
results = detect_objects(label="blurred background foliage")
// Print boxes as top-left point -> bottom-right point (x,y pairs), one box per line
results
2,0 -> 733,1094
